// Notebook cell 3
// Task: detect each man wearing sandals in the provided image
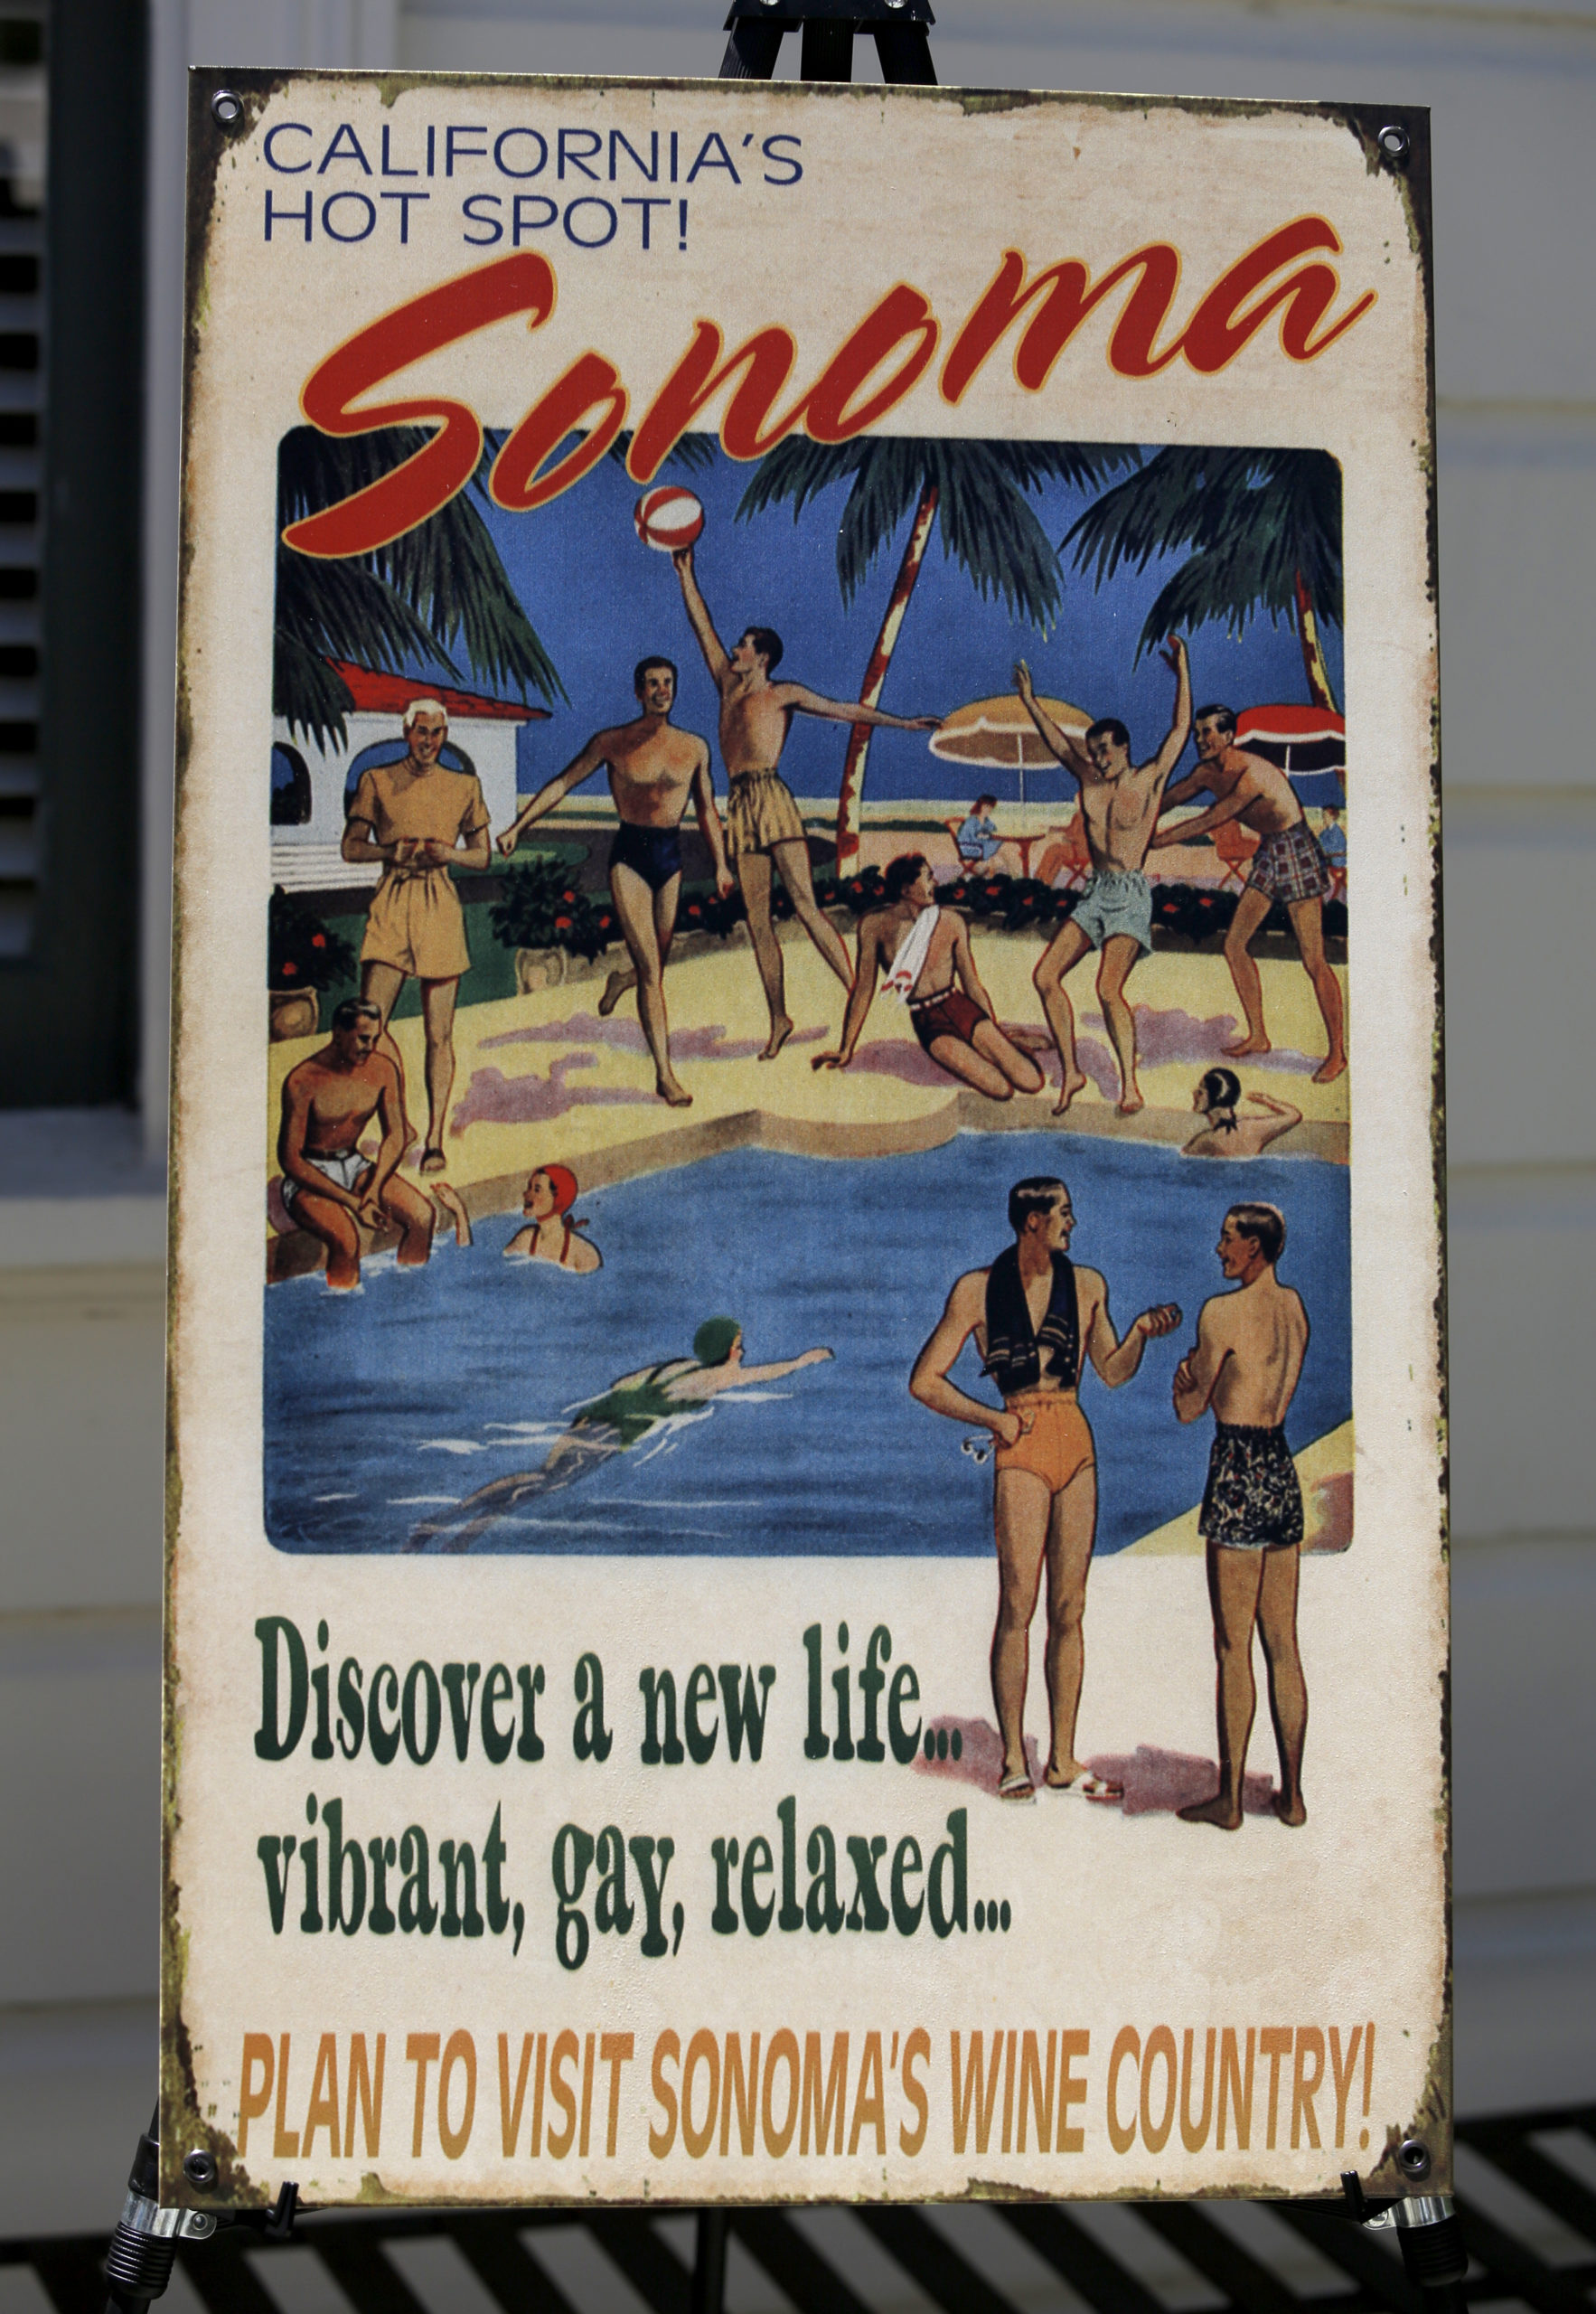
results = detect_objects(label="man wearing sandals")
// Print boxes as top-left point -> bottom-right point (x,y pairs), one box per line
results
911,1176 -> 1180,1801
342,698 -> 491,1172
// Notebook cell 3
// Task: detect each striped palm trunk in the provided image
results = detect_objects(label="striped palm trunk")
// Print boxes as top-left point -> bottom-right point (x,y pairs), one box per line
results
1294,565 -> 1339,712
833,480 -> 940,874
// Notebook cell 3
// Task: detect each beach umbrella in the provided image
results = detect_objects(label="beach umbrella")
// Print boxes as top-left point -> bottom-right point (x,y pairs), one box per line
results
1235,703 -> 1346,804
929,691 -> 1092,810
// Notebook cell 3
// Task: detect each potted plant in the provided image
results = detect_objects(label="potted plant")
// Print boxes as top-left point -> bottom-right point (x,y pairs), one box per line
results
489,858 -> 612,991
268,886 -> 356,1039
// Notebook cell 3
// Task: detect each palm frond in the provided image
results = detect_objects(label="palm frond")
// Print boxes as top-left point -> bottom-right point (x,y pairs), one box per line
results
1066,448 -> 1342,659
737,437 -> 1139,626
275,426 -> 565,742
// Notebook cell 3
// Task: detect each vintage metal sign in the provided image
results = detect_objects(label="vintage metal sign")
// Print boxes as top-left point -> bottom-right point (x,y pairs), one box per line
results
165,66 -> 1445,2208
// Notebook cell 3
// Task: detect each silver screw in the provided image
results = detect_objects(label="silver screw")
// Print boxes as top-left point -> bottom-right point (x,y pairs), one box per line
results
1398,2136 -> 1432,2179
211,89 -> 244,129
183,2148 -> 219,2190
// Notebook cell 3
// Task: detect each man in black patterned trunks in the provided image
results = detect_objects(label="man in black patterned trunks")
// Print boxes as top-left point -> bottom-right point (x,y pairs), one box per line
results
498,656 -> 733,1107
1150,703 -> 1347,1084
1173,1201 -> 1310,1830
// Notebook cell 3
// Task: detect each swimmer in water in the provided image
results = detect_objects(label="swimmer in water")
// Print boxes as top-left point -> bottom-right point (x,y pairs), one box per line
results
1182,1069 -> 1301,1160
429,1166 -> 602,1270
407,1318 -> 832,1550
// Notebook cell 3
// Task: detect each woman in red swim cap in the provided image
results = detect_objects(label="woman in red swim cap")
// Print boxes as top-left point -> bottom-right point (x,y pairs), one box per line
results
505,1162 -> 602,1271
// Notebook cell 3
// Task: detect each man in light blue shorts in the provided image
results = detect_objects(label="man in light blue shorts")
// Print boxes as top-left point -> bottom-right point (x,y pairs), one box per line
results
1014,638 -> 1191,1115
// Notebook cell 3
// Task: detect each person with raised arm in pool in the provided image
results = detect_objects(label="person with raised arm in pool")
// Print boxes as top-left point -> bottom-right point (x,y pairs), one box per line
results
408,1318 -> 833,1550
1182,1068 -> 1302,1159
1014,637 -> 1191,1116
1173,1201 -> 1310,1830
671,542 -> 944,1060
1150,702 -> 1347,1085
431,1163 -> 602,1272
277,999 -> 437,1291
496,655 -> 733,1108
910,1176 -> 1181,1802
812,852 -> 1046,1100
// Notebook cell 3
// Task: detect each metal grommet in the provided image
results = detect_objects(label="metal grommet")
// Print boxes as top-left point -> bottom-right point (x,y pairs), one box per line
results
211,88 -> 245,130
1398,2136 -> 1432,2180
1378,122 -> 1410,162
183,2148 -> 220,2191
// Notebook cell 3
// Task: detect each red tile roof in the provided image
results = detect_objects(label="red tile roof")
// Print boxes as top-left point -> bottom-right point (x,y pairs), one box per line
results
326,660 -> 551,722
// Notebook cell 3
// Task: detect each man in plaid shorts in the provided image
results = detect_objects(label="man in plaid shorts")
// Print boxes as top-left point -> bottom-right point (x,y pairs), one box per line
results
1150,704 -> 1347,1083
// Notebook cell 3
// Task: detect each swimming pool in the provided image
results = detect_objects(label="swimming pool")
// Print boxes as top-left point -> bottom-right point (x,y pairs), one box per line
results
263,1133 -> 1350,1557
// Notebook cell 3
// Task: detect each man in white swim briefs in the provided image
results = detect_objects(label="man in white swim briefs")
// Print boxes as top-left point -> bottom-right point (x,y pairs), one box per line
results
1013,637 -> 1190,1115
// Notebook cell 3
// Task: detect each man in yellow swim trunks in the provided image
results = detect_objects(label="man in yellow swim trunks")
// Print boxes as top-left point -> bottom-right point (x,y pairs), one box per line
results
342,698 -> 492,1172
672,542 -> 944,1058
911,1176 -> 1180,1801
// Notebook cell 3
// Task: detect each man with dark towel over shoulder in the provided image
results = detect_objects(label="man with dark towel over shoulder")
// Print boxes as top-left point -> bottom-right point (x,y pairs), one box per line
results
498,655 -> 733,1107
911,1177 -> 1180,1801
671,541 -> 944,1059
1173,1201 -> 1310,1830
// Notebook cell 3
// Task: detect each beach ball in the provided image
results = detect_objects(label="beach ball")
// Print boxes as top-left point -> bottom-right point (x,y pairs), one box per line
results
634,485 -> 706,552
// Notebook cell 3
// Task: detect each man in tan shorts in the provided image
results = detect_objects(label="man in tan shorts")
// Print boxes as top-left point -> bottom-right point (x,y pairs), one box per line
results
1172,1201 -> 1310,1830
342,698 -> 492,1171
672,543 -> 944,1058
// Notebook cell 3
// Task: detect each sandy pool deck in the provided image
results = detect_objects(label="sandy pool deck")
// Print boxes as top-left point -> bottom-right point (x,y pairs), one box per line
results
266,931 -> 1348,1243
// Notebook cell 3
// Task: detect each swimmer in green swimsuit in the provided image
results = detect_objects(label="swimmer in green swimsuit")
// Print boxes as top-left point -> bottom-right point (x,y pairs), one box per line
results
408,1318 -> 833,1551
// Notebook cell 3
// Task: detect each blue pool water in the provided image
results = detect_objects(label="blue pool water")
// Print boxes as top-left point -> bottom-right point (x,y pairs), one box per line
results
264,1134 -> 1350,1557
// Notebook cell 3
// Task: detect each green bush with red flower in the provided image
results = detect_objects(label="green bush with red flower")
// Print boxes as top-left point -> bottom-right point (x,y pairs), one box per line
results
489,858 -> 613,963
268,886 -> 357,990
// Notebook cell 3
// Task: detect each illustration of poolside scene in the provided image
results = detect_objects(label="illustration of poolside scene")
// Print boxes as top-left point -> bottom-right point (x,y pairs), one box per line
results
263,428 -> 1354,1810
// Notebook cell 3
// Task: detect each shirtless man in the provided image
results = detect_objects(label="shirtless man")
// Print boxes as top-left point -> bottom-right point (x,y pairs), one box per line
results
1150,704 -> 1347,1084
911,1177 -> 1180,1801
672,543 -> 943,1058
1173,1202 -> 1310,1830
812,852 -> 1044,1099
1015,636 -> 1191,1115
276,999 -> 436,1290
342,700 -> 493,1171
497,656 -> 733,1106
1182,1068 -> 1301,1159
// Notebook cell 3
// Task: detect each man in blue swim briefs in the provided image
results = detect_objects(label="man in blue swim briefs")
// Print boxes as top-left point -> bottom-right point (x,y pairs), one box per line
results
498,657 -> 734,1106
1014,637 -> 1191,1115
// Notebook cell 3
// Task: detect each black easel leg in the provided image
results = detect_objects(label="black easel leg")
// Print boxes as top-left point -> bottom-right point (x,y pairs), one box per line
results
690,2207 -> 728,2314
801,19 -> 855,79
875,24 -> 937,82
719,19 -> 784,76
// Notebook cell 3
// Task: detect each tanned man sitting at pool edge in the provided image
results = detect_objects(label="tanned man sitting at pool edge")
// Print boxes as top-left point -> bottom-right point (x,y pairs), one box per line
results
277,999 -> 436,1290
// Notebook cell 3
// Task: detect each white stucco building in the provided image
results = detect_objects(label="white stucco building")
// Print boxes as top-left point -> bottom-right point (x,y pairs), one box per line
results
269,658 -> 545,890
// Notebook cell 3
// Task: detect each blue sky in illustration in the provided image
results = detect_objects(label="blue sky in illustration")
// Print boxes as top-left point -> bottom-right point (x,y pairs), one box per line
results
394,437 -> 1343,808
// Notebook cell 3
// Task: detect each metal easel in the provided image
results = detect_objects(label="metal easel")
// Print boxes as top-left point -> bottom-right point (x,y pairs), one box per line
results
720,0 -> 936,85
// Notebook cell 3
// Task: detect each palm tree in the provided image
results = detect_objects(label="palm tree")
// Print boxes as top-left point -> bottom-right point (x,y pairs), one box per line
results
275,426 -> 565,748
1065,448 -> 1343,710
737,437 -> 1138,871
